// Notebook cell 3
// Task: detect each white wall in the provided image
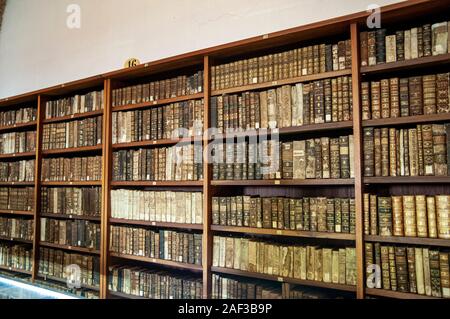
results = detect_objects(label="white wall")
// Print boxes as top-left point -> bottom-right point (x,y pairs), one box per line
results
0,0 -> 403,98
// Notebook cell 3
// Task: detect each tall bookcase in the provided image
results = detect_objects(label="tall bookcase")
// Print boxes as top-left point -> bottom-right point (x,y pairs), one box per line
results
0,0 -> 449,299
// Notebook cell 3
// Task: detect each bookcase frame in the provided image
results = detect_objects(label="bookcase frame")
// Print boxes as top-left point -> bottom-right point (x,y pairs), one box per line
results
0,0 -> 449,299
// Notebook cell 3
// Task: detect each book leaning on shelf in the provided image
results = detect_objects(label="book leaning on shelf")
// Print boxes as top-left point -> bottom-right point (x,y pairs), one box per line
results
0,217 -> 33,241
110,226 -> 202,265
365,243 -> 450,298
111,190 -> 203,224
0,187 -> 34,211
361,72 -> 449,120
211,76 -> 352,133
112,99 -> 204,143
212,196 -> 355,234
0,243 -> 32,272
213,236 -> 357,286
41,156 -> 102,182
0,107 -> 36,126
113,144 -> 203,181
360,21 -> 450,66
211,39 -> 352,91
363,124 -> 450,177
364,194 -> 450,239
109,266 -> 203,299
111,70 -> 204,107
45,90 -> 104,119
40,218 -> 101,250
38,247 -> 100,287
42,116 -> 102,150
0,160 -> 34,182
41,187 -> 101,217
0,131 -> 36,154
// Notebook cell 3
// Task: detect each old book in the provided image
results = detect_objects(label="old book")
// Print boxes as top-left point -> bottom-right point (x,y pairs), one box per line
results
360,31 -> 369,66
437,73 -> 450,113
432,22 -> 449,55
293,140 -> 306,179
339,136 -> 350,179
415,195 -> 428,238
388,246 -> 397,291
370,81 -> 381,119
423,24 -> 432,56
363,128 -> 374,177
378,197 -> 392,236
439,252 -> 450,298
423,248 -> 432,296
429,250 -> 442,297
375,29 -> 386,64
369,195 -> 378,235
368,31 -> 377,66
406,247 -> 417,294
411,27 -> 419,59
426,196 -> 438,238
432,124 -> 447,175
403,195 -> 417,237
389,77 -> 400,117
404,29 -> 411,60
386,35 -> 397,63
409,76 -> 423,116
415,247 -> 425,295
395,247 -> 409,292
436,195 -> 450,239
396,30 -> 405,61
423,74 -> 437,114
374,129 -> 381,177
392,196 -> 404,236
380,245 -> 391,290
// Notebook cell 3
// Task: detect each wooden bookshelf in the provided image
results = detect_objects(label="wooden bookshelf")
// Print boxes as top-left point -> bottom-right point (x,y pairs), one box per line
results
0,236 -> 33,244
40,213 -> 101,222
365,288 -> 441,299
0,0 -> 449,300
0,265 -> 32,276
0,209 -> 34,216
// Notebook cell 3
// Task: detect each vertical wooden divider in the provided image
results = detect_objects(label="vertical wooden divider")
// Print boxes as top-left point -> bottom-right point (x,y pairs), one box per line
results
202,56 -> 213,299
32,94 -> 45,281
100,79 -> 112,298
350,22 -> 365,299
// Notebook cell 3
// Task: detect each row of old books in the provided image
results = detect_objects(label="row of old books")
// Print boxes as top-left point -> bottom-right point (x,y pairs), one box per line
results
360,21 -> 450,66
212,196 -> 356,234
40,218 -> 101,250
213,236 -> 357,285
212,136 -> 354,180
0,187 -> 34,211
364,124 -> 449,177
211,76 -> 353,133
108,266 -> 203,299
110,226 -> 202,265
0,217 -> 33,240
41,156 -> 102,182
45,90 -> 104,119
112,100 -> 204,144
42,116 -> 103,150
111,190 -> 203,224
0,243 -> 32,272
41,187 -> 101,217
0,107 -> 36,127
361,73 -> 450,120
211,40 -> 352,91
363,194 -> 450,239
0,131 -> 36,154
111,71 -> 204,107
38,247 -> 100,287
0,159 -> 34,182
112,146 -> 203,182
365,243 -> 450,298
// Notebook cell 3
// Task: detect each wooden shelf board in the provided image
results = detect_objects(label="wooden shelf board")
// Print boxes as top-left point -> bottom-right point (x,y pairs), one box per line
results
0,181 -> 35,186
364,176 -> 450,184
365,288 -> 441,299
211,266 -> 357,293
41,181 -> 102,186
361,53 -> 450,75
40,213 -> 101,222
211,69 -> 352,96
43,109 -> 104,124
36,274 -> 100,292
109,218 -> 202,230
365,235 -> 450,247
112,136 -> 202,150
111,180 -> 203,187
42,144 -> 102,156
211,225 -> 355,240
112,93 -> 204,112
0,209 -> 34,216
362,113 -> 450,127
108,290 -> 149,299
0,236 -> 33,244
0,265 -> 32,276
212,179 -> 354,186
0,121 -> 37,133
0,152 -> 35,160
39,242 -> 100,255
109,252 -> 203,272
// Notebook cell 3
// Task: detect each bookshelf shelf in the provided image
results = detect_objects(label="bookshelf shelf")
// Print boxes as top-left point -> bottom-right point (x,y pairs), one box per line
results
42,144 -> 102,156
109,218 -> 203,230
211,266 -> 357,293
110,181 -> 203,187
0,209 -> 34,216
0,181 -> 35,186
42,109 -> 104,124
0,152 -> 35,160
41,181 -> 102,186
36,274 -> 100,292
0,236 -> 33,244
112,136 -> 202,150
365,288 -> 441,299
0,121 -> 37,133
364,176 -> 450,184
211,69 -> 352,96
39,242 -> 101,255
40,213 -> 101,222
211,225 -> 355,240
112,93 -> 204,112
365,235 -> 450,247
360,53 -> 450,75
362,113 -> 450,128
0,265 -> 32,276
211,179 -> 354,186
109,252 -> 203,272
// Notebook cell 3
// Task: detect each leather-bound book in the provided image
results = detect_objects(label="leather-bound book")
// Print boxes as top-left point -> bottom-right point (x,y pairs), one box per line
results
314,248 -> 323,281
338,248 -> 346,285
386,35 -> 397,63
293,140 -> 306,179
380,79 -> 390,118
406,247 -> 417,294
423,248 -> 432,296
341,198 -> 350,233
439,252 -> 450,298
399,77 -> 410,117
381,128 -> 390,176
314,80 -> 325,124
409,128 -> 419,176
380,245 -> 391,290
342,76 -> 350,121
360,32 -> 369,66
321,137 -> 330,179
395,246 -> 409,292
432,22 -> 449,55
411,27 -> 419,59
432,124 -> 447,175
403,195 -> 417,237
330,138 -> 341,178
324,79 -> 332,123
415,247 -> 425,295
415,195 -> 428,238
422,124 -> 435,175
369,195 -> 378,235
388,246 -> 398,291
368,31 -> 377,66
339,135 -> 350,179
282,142 -> 293,179
305,139 -> 316,179
374,128 -> 382,177
417,26 -> 424,58
437,73 -> 450,113
365,242 -> 374,286
423,74 -> 436,115
378,197 -> 393,236
389,128 -> 397,177
309,198 -> 318,232
426,196 -> 438,238
417,125 -> 425,176
375,29 -> 386,64
392,196 -> 404,236
314,138 -> 322,179
370,81 -> 381,119
212,197 -> 220,225
396,30 -> 405,61
429,250 -> 442,297
294,199 -> 303,231
409,76 -> 423,116
271,198 -> 278,229
363,194 -> 370,235
390,78 -> 400,118
363,128 -> 374,177
303,198 -> 310,231
326,199 -> 335,233
436,195 -> 450,239
291,84 -> 303,127
361,82 -> 371,120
